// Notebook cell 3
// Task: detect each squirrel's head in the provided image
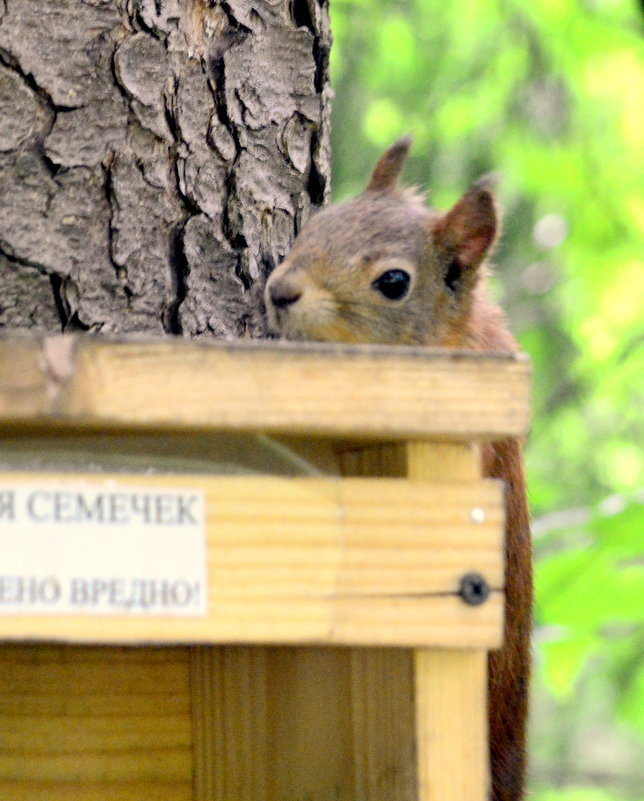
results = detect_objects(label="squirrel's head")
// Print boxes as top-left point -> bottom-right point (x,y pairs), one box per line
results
264,137 -> 500,346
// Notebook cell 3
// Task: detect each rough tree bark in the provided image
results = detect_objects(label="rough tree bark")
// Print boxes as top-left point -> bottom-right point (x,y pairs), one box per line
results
0,0 -> 331,339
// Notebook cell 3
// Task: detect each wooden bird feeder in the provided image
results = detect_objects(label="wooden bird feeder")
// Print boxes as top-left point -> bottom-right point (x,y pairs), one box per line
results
0,334 -> 530,801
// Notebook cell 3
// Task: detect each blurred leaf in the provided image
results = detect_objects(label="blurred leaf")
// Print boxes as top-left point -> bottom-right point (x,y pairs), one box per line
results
532,789 -> 644,801
619,660 -> 644,733
536,496 -> 644,629
540,634 -> 599,698
363,98 -> 404,146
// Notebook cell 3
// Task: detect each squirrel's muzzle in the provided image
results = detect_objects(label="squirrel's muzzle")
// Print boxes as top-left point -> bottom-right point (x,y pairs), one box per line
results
264,261 -> 338,340
267,278 -> 302,310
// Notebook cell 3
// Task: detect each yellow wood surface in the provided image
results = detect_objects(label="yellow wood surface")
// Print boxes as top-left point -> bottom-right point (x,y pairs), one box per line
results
0,335 -> 530,440
0,472 -> 504,648
350,647 -> 416,800
415,649 -> 489,801
344,441 -> 422,801
265,647 -> 356,801
0,335 -> 517,800
190,645 -> 270,801
0,644 -> 192,801
408,441 -> 491,801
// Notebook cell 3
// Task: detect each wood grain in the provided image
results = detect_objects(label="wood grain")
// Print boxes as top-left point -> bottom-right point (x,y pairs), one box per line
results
0,644 -> 192,801
0,337 -> 523,801
0,472 -> 504,649
415,649 -> 489,801
408,442 -> 491,801
190,645 -> 270,801
0,335 -> 531,440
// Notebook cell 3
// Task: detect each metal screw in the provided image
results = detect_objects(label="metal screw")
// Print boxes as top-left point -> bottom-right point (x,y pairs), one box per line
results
459,572 -> 490,606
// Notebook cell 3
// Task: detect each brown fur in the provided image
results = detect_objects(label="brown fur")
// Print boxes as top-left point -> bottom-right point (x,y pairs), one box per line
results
264,138 -> 532,801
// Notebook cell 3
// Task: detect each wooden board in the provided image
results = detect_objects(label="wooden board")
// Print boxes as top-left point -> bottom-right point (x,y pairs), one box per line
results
408,441 -> 491,801
415,649 -> 489,801
0,473 -> 504,648
0,644 -> 193,801
0,335 -> 530,440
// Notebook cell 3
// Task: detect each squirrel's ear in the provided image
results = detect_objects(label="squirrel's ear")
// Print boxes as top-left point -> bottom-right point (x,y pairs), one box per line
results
433,175 -> 499,269
365,136 -> 412,192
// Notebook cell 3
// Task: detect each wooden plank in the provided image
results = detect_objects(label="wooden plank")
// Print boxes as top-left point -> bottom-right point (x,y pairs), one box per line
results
343,442 -> 419,801
0,783 -> 190,801
265,647 -> 355,801
407,441 -> 491,801
415,650 -> 489,801
190,645 -> 270,801
0,335 -> 531,440
0,643 -> 192,801
0,473 -> 504,648
338,442 -> 408,477
350,647 -> 416,801
405,441 -> 481,482
245,444 -> 421,801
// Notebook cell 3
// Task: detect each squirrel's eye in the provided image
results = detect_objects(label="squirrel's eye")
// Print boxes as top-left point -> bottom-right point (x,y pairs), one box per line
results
372,269 -> 411,301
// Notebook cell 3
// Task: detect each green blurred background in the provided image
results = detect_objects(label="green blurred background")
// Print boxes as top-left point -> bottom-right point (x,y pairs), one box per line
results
328,1 -> 643,798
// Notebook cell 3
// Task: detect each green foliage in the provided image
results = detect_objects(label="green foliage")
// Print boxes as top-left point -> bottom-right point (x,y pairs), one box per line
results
329,0 -> 644,795
535,495 -> 643,715
532,790 -> 644,801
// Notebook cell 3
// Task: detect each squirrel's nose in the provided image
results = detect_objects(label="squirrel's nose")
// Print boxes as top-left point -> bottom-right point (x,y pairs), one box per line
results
268,278 -> 302,310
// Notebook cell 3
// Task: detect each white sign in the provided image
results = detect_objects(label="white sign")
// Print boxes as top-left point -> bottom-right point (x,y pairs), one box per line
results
0,480 -> 207,617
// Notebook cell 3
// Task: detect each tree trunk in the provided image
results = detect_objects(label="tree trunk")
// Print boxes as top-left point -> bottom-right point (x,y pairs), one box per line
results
0,0 -> 331,339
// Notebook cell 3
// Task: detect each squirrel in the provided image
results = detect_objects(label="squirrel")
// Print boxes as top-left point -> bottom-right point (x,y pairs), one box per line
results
264,136 -> 532,801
